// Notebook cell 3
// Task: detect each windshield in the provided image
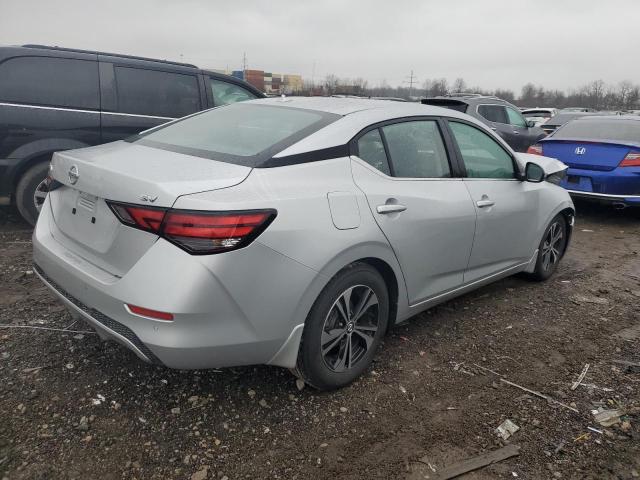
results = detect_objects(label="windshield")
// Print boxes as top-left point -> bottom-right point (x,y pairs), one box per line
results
132,103 -> 339,167
553,119 -> 640,143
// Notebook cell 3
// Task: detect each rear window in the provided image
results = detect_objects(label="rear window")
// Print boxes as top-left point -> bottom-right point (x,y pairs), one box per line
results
133,103 -> 338,167
115,67 -> 200,118
553,119 -> 640,143
523,111 -> 552,119
0,56 -> 99,109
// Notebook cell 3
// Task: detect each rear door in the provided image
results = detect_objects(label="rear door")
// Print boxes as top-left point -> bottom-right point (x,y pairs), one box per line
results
446,120 -> 541,282
351,118 -> 477,305
99,62 -> 203,142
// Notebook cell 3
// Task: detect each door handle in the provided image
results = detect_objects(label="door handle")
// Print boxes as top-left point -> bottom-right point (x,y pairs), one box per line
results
512,130 -> 520,134
490,127 -> 497,131
476,199 -> 495,208
377,204 -> 407,214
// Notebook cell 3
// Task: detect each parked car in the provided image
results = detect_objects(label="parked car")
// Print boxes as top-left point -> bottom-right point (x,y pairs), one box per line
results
528,116 -> 640,208
563,107 -> 597,113
539,111 -> 603,136
521,108 -> 558,127
421,94 -> 546,152
33,97 -> 574,390
0,44 -> 264,225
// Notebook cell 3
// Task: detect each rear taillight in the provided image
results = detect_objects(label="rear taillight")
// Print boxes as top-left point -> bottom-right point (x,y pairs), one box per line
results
527,144 -> 543,155
106,201 -> 276,255
620,152 -> 640,167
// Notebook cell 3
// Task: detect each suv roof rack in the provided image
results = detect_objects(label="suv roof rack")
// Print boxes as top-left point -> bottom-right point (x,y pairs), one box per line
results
21,44 -> 198,68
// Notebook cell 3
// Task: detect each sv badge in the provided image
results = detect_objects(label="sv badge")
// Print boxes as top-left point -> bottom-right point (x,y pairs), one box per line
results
140,195 -> 158,203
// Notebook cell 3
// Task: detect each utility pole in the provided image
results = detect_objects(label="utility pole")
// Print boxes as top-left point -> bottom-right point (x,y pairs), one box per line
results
404,70 -> 417,99
242,52 -> 247,72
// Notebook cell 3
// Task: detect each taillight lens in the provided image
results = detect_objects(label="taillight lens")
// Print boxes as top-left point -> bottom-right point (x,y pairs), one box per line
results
527,144 -> 543,155
106,201 -> 276,254
620,152 -> 640,167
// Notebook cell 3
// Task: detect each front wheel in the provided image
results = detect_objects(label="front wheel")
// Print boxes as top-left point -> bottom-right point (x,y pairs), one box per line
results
528,214 -> 567,281
296,263 -> 389,391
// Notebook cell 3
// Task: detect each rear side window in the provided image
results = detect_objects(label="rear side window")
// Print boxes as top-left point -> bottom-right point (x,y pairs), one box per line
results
449,122 -> 514,179
115,67 -> 200,118
0,56 -> 99,109
210,78 -> 257,106
553,119 -> 640,143
477,104 -> 508,124
356,129 -> 391,175
382,121 -> 451,178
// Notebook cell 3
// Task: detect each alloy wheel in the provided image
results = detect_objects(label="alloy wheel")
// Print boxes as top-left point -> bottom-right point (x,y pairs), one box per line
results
541,221 -> 563,271
321,285 -> 379,373
33,178 -> 49,212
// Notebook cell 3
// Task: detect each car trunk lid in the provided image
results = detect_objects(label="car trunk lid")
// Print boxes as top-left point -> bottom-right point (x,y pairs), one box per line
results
46,141 -> 252,277
540,140 -> 631,171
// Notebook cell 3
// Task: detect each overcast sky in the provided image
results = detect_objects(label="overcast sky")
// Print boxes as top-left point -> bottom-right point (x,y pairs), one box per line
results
1,0 -> 638,93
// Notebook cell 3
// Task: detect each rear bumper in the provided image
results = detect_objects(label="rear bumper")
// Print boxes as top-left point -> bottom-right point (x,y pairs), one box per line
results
32,197 -> 320,369
566,189 -> 640,206
561,165 -> 640,206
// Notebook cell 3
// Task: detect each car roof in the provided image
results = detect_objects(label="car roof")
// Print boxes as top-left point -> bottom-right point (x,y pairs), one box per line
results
249,97 -> 512,158
573,115 -> 640,122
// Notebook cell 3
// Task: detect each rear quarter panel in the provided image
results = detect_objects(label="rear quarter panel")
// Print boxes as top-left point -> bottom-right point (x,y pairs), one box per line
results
173,157 -> 409,328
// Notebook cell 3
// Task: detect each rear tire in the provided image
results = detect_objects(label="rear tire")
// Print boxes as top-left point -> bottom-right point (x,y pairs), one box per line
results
527,214 -> 567,281
296,263 -> 389,391
16,161 -> 50,227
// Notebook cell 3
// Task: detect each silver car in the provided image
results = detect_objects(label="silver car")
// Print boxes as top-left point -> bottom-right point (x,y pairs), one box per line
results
33,98 -> 574,390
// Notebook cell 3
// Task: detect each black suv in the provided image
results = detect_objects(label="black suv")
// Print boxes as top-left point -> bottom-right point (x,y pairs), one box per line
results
422,94 -> 546,152
0,45 -> 264,225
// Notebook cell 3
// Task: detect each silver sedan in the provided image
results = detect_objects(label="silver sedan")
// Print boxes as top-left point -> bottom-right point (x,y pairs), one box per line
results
33,98 -> 574,390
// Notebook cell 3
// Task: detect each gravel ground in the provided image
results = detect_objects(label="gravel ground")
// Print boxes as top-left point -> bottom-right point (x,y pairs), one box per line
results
0,202 -> 638,480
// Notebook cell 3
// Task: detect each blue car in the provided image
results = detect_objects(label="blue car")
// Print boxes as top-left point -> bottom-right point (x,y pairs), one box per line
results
527,116 -> 640,208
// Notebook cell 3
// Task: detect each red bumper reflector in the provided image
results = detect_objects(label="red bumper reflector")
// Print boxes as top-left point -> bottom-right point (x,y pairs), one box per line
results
126,304 -> 174,321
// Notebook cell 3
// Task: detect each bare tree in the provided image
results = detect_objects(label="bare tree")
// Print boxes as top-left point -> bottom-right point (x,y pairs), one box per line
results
452,78 -> 467,93
324,74 -> 340,95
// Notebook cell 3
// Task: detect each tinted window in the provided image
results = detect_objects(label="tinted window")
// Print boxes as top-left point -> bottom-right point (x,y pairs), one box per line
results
477,104 -> 508,124
382,121 -> 450,178
211,78 -> 257,106
506,107 -> 527,127
553,119 -> 640,142
0,56 -> 99,109
356,129 -> 391,175
450,122 -> 514,179
136,103 -> 336,166
115,67 -> 200,118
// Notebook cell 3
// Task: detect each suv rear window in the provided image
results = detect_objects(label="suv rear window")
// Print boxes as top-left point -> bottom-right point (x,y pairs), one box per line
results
133,103 -> 339,167
0,56 -> 99,109
553,119 -> 640,143
115,67 -> 200,118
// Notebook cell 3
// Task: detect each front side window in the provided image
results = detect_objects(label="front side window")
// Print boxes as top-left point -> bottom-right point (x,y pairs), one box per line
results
356,129 -> 391,175
449,122 -> 515,179
0,56 -> 99,109
115,67 -> 200,118
477,104 -> 508,124
506,107 -> 527,127
382,121 -> 451,178
210,78 -> 257,106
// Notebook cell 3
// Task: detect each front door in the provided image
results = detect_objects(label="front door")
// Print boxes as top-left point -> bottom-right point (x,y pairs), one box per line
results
351,119 -> 477,305
447,120 -> 540,283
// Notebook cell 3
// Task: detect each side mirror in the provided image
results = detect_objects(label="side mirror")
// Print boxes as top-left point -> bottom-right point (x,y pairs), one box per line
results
526,120 -> 536,128
525,162 -> 545,183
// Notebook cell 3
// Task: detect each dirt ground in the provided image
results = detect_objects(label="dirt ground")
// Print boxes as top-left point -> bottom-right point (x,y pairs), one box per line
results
0,201 -> 638,480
